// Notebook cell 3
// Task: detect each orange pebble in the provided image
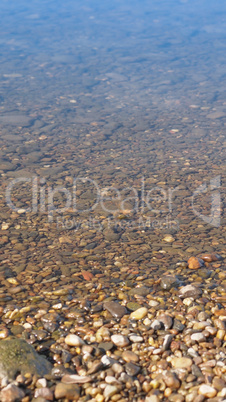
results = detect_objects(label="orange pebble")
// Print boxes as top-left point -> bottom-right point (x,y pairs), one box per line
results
187,256 -> 204,269
81,271 -> 94,281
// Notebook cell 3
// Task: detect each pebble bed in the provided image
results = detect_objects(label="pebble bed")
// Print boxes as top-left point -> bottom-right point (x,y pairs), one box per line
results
0,1 -> 226,401
0,252 -> 225,401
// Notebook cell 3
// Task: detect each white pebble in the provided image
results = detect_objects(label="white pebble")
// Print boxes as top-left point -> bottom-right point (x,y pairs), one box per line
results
104,385 -> 118,399
23,323 -> 32,329
36,378 -> 47,388
187,347 -> 199,357
191,333 -> 206,342
101,355 -> 117,367
129,334 -> 143,343
151,319 -> 161,330
1,223 -> 9,230
183,297 -> 193,306
111,334 -> 129,347
65,334 -> 85,346
149,300 -> 159,307
105,376 -> 121,385
199,384 -> 217,398
145,395 -> 160,402
163,234 -> 175,242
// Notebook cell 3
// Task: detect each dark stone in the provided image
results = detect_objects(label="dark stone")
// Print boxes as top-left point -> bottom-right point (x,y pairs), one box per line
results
173,319 -> 185,332
0,338 -> 52,380
125,362 -> 141,376
104,301 -> 128,319
160,275 -> 179,290
128,287 -> 150,297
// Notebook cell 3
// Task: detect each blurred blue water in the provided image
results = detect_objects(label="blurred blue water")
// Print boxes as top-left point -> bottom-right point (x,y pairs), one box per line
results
0,0 -> 225,121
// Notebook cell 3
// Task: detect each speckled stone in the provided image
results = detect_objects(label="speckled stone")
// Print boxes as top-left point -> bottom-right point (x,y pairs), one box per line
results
171,357 -> 193,369
0,338 -> 52,380
125,362 -> 141,376
0,384 -> 25,402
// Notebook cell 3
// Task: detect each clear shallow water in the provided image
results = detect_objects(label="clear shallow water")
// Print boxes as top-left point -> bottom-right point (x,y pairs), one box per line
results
0,0 -> 226,118
0,0 -> 225,273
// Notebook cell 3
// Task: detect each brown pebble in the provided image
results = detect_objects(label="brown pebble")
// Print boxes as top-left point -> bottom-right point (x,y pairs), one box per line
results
187,257 -> 204,269
199,253 -> 222,262
122,351 -> 139,363
163,371 -> 180,389
0,384 -> 25,402
55,383 -> 80,400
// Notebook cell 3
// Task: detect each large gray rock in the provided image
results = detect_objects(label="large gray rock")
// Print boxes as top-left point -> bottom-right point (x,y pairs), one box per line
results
0,338 -> 52,380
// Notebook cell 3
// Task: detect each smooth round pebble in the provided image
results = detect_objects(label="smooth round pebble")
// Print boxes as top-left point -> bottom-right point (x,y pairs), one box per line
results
198,384 -> 217,398
130,307 -> 148,320
65,334 -> 85,346
111,334 -> 130,347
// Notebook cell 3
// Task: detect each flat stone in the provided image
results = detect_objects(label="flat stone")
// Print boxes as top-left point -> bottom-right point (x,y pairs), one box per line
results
145,396 -> 160,402
125,362 -> 140,376
212,377 -> 226,391
126,302 -> 142,311
128,287 -> 150,296
122,351 -> 139,363
0,162 -> 17,171
61,374 -> 92,384
179,285 -> 202,298
0,384 -> 25,402
34,388 -> 53,400
55,383 -> 80,400
171,357 -> 193,369
0,338 -> 52,380
0,114 -> 32,126
87,360 -> 104,375
130,307 -> 148,320
193,321 -> 210,330
173,319 -> 185,332
98,342 -> 114,351
103,230 -> 121,241
206,111 -> 225,119
104,301 -> 128,319
129,334 -> 143,342
111,334 -> 130,347
191,332 -> 206,342
161,275 -> 179,290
